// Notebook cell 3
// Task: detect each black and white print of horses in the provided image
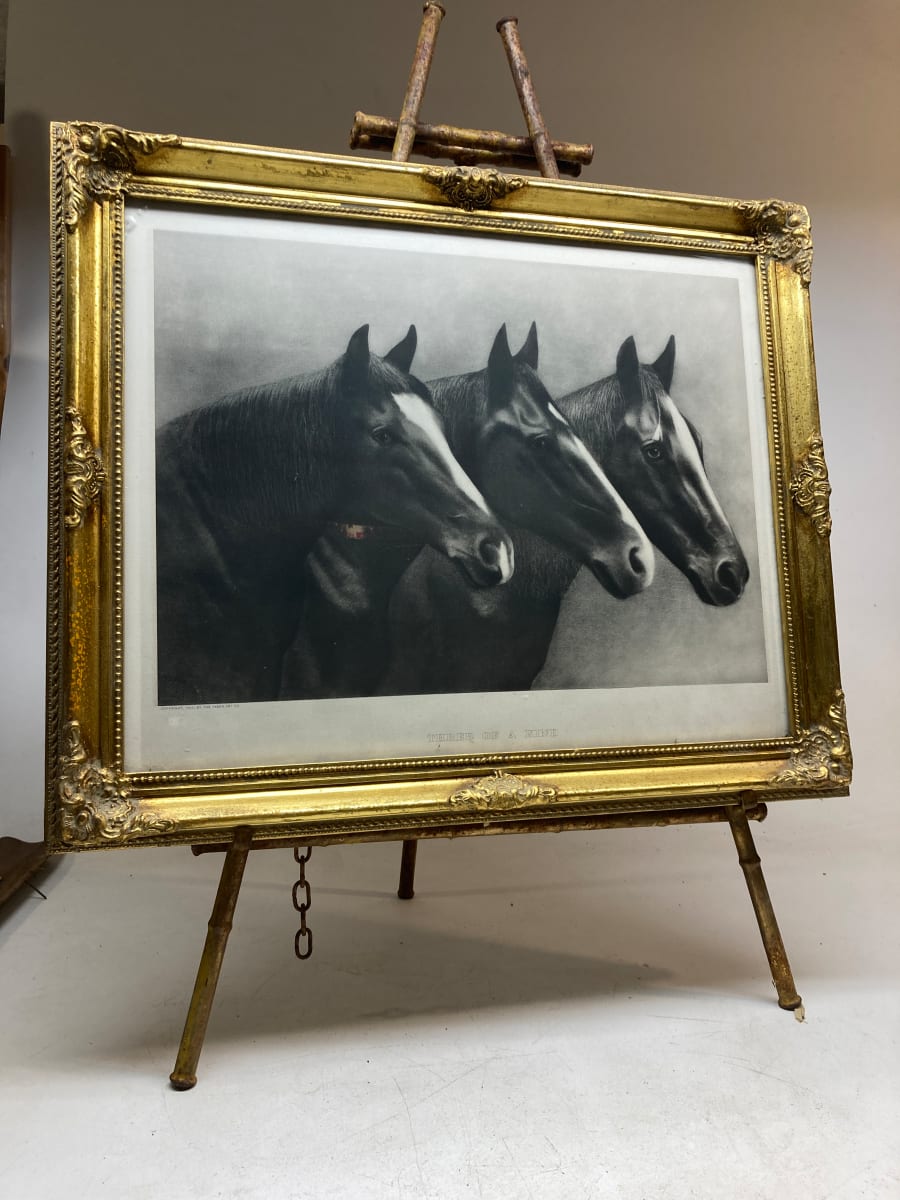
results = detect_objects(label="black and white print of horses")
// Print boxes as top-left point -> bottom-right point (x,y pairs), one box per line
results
150,222 -> 769,708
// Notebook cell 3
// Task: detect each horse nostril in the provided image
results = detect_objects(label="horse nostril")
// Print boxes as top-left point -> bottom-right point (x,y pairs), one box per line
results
475,536 -> 513,584
716,559 -> 744,596
478,537 -> 501,567
629,545 -> 647,577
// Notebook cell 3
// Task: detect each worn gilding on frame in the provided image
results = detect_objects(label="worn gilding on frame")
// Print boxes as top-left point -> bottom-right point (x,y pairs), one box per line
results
738,198 -> 813,285
45,123 -> 849,852
772,691 -> 851,788
63,406 -> 104,528
58,721 -> 174,844
62,121 -> 180,231
789,432 -> 832,537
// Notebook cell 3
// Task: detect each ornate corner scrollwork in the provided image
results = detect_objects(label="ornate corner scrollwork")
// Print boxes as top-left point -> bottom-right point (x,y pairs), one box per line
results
448,770 -> 558,812
790,433 -> 832,537
737,198 -> 813,285
772,690 -> 852,788
62,121 -> 181,231
58,721 -> 174,844
63,407 -> 105,528
423,166 -> 526,211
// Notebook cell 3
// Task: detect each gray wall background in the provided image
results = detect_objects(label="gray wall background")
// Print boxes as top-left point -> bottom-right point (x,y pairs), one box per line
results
0,0 -> 897,835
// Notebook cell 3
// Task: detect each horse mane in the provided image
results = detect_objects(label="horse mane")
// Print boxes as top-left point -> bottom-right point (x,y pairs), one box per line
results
560,366 -> 666,457
160,354 -> 422,529
427,370 -> 487,474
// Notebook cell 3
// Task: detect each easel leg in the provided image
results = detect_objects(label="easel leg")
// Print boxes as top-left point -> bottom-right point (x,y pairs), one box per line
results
170,826 -> 253,1089
398,839 -> 418,900
727,805 -> 803,1014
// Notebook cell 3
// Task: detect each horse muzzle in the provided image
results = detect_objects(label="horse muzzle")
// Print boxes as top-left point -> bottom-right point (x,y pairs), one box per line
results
450,532 -> 515,589
588,538 -> 655,599
688,553 -> 750,606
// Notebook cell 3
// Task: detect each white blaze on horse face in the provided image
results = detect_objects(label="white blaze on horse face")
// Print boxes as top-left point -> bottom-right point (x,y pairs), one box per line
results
557,407 -> 645,531
624,399 -> 661,443
663,395 -> 730,529
494,538 -> 514,585
392,391 -> 489,514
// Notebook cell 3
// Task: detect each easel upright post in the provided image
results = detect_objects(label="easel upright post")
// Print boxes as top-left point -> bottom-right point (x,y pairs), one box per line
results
496,18 -> 560,179
170,826 -> 254,1089
392,3 -> 446,161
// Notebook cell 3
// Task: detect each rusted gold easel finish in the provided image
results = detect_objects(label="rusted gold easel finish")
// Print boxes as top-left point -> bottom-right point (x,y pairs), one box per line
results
168,6 -> 803,1088
170,801 -> 802,1085
728,806 -> 803,1012
170,826 -> 253,1089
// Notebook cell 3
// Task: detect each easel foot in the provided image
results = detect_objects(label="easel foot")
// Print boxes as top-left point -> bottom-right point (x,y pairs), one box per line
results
778,992 -> 804,1012
169,1072 -> 198,1091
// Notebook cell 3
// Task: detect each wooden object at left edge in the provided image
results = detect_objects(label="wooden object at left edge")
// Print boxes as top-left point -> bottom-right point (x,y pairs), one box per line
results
0,145 -> 50,907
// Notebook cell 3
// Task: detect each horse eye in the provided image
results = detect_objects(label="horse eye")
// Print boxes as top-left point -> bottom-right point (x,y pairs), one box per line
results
371,427 -> 395,447
531,433 -> 554,451
642,442 -> 663,462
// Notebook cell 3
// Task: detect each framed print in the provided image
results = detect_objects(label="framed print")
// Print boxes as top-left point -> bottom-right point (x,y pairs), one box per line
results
46,121 -> 850,852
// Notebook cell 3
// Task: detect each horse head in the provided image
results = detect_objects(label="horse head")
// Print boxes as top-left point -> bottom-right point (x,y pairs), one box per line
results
333,325 -> 514,589
473,323 -> 653,599
600,335 -> 749,606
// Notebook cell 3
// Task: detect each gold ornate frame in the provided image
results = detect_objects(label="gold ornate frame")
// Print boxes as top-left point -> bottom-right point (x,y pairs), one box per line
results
46,120 -> 849,854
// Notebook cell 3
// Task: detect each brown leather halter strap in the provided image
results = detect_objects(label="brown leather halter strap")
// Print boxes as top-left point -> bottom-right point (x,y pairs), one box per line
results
324,521 -> 419,544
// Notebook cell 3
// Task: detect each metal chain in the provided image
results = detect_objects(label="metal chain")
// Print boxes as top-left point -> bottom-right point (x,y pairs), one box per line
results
292,846 -> 313,960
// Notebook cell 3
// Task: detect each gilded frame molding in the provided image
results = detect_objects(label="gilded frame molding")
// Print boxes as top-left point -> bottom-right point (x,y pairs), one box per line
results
46,121 -> 849,852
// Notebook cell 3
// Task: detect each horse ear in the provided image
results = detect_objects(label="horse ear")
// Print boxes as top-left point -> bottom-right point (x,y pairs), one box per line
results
342,324 -> 371,389
616,336 -> 642,401
514,321 -> 539,369
384,325 -> 417,374
652,335 -> 676,393
486,324 -> 515,408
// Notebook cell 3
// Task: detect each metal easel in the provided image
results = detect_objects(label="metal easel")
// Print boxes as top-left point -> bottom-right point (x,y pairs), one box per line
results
169,4 -> 802,1091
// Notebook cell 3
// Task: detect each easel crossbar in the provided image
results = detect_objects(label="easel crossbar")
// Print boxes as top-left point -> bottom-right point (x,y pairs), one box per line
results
350,113 -> 592,176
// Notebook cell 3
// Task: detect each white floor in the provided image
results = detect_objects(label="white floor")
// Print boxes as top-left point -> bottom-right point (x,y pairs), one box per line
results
2,803 -> 897,1200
